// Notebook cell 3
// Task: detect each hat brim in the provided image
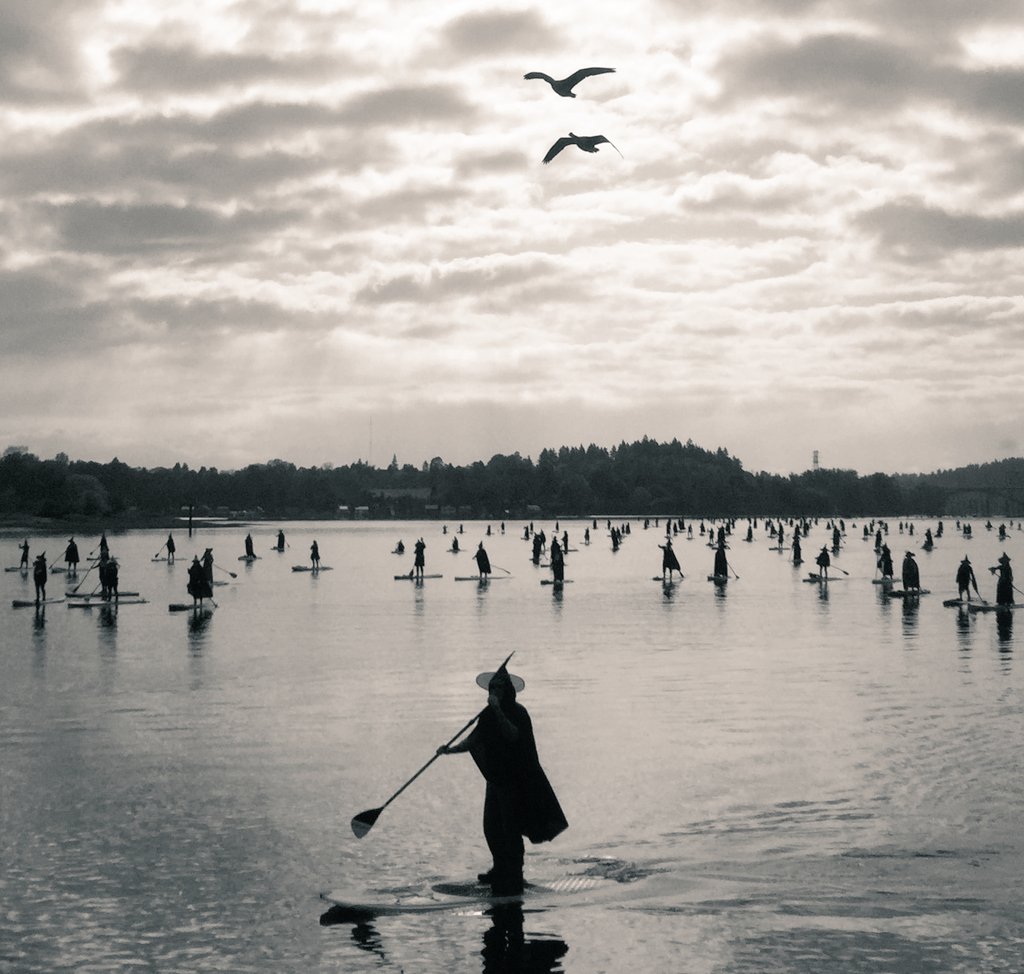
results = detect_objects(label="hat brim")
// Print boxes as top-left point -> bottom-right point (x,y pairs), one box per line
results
476,671 -> 525,692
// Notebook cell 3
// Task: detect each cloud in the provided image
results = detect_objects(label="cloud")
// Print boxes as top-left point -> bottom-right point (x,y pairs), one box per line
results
109,42 -> 343,93
46,200 -> 300,257
440,8 -> 559,57
857,199 -> 1024,255
0,0 -> 100,103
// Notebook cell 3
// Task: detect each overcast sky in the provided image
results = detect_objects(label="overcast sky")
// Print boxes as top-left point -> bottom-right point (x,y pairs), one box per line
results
2,0 -> 1023,476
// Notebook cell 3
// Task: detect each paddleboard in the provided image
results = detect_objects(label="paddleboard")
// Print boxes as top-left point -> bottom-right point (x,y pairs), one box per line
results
68,598 -> 148,607
168,602 -> 216,612
872,578 -> 894,585
943,598 -> 978,608
888,589 -> 930,598
320,874 -> 608,918
49,566 -> 67,573
968,602 -> 1024,613
541,579 -> 572,586
454,575 -> 509,581
238,555 -> 261,562
652,576 -> 684,582
292,565 -> 333,572
66,591 -> 140,598
12,598 -> 65,608
394,573 -> 443,580
4,566 -> 28,572
707,574 -> 729,583
804,574 -> 846,582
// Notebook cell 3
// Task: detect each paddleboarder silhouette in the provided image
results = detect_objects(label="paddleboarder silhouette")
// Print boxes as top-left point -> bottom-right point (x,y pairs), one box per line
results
436,656 -> 567,895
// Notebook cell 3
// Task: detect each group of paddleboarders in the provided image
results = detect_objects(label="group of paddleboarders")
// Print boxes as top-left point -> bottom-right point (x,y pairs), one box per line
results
186,548 -> 216,606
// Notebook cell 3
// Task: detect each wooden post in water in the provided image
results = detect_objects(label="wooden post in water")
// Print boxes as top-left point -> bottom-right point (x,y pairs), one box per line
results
188,502 -> 194,538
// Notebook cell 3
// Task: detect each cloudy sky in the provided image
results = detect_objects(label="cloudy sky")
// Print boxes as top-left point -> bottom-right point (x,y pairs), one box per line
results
2,0 -> 1023,476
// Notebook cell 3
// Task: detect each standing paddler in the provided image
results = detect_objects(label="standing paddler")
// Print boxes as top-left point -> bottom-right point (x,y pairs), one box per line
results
310,540 -> 320,570
201,548 -> 215,589
815,545 -> 831,581
32,552 -> 47,603
435,657 -> 567,895
956,556 -> 979,602
713,539 -> 729,581
474,542 -> 491,581
64,537 -> 80,576
659,537 -> 682,581
877,544 -> 894,581
187,555 -> 212,606
165,533 -> 176,564
413,538 -> 426,579
549,537 -> 565,585
244,533 -> 255,559
19,539 -> 30,569
901,551 -> 920,592
989,552 -> 1014,606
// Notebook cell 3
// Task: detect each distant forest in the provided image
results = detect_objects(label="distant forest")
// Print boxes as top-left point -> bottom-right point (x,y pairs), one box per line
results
2,440 -> 1023,523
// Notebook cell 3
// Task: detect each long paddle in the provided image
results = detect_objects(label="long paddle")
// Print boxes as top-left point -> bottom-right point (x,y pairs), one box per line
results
215,564 -> 238,579
351,652 -> 515,839
70,559 -> 100,594
350,708 -> 484,839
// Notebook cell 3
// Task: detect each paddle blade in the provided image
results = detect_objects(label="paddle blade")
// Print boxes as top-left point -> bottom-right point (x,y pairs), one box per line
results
351,807 -> 382,839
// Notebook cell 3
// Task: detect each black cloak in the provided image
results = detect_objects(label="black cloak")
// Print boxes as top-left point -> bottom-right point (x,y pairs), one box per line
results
468,694 -> 568,845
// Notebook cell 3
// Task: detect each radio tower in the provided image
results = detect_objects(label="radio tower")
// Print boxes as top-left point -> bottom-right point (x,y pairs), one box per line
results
813,450 -> 820,471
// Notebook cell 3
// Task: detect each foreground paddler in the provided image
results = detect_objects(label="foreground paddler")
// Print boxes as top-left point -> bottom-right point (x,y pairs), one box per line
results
435,657 -> 568,896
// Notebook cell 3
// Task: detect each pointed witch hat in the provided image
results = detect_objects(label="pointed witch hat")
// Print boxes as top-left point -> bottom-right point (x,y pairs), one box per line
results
476,651 -> 525,692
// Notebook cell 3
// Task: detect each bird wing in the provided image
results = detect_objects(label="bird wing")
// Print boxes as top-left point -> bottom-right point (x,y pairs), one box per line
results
523,72 -> 553,83
564,66 -> 615,89
542,137 -> 574,164
594,136 -> 624,158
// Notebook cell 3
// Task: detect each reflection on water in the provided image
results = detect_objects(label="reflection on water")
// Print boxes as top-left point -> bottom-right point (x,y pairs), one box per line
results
482,904 -> 567,974
321,903 -> 568,974
2,519 -> 1022,973
997,610 -> 1014,648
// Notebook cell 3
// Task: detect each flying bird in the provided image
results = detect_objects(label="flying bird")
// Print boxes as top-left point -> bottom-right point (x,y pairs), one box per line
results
542,133 -> 623,165
523,67 -> 615,98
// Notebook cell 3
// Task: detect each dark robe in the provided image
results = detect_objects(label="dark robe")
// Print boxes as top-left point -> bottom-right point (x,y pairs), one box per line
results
902,555 -> 920,589
475,546 -> 491,574
661,544 -> 680,572
188,559 -> 213,599
467,699 -> 567,861
956,561 -> 976,597
995,563 -> 1014,605
550,542 -> 564,582
713,547 -> 728,577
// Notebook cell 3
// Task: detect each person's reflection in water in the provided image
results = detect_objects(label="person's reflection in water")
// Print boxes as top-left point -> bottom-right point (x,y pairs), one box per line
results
954,604 -> 972,654
482,903 -> 568,974
996,609 -> 1013,655
187,608 -> 212,649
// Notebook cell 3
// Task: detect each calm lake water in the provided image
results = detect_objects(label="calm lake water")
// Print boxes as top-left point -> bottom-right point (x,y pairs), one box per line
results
2,518 -> 1022,973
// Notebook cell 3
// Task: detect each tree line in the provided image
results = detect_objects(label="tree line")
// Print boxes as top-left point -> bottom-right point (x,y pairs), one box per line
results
1,439 -> 1017,523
